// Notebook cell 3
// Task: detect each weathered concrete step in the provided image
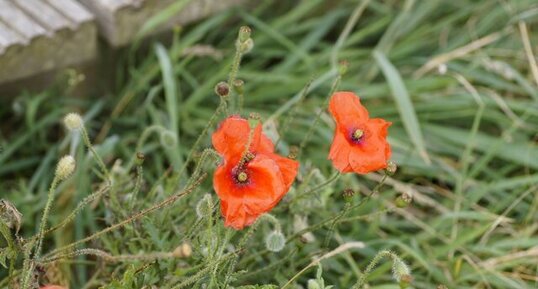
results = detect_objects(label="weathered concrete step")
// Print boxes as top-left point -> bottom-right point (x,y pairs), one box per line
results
0,0 -> 243,88
80,0 -> 244,47
0,0 -> 96,84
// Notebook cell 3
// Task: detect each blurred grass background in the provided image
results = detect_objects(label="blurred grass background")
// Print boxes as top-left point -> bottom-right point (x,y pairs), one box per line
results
1,0 -> 538,288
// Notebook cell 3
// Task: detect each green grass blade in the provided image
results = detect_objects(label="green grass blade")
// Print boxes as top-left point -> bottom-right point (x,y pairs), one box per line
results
373,50 -> 430,164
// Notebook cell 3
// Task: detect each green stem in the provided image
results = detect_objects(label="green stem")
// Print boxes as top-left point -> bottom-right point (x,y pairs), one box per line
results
81,126 -> 111,185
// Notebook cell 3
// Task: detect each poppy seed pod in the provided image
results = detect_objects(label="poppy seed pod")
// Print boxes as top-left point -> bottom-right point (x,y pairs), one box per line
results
55,155 -> 76,180
338,60 -> 349,75
63,113 -> 83,131
233,79 -> 244,95
238,26 -> 251,43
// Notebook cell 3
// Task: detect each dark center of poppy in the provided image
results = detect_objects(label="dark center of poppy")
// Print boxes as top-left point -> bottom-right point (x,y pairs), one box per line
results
350,129 -> 364,143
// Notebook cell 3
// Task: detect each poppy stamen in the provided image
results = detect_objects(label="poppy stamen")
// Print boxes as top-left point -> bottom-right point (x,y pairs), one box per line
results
351,129 -> 364,142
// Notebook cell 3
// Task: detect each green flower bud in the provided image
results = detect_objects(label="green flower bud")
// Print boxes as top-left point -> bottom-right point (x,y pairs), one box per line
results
265,230 -> 285,252
215,81 -> 230,97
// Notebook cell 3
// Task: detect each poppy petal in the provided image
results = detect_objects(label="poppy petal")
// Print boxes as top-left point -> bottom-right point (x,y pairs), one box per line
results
212,116 -> 274,163
328,129 -> 354,172
329,91 -> 369,130
213,155 -> 288,230
268,153 -> 299,188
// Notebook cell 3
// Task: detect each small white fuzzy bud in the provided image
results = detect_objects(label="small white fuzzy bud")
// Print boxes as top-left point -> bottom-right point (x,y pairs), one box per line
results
56,155 -> 76,180
160,130 -> 177,148
195,194 -> 213,219
437,64 -> 447,75
265,230 -> 286,252
63,113 -> 83,131
307,280 -> 321,289
392,258 -> 411,282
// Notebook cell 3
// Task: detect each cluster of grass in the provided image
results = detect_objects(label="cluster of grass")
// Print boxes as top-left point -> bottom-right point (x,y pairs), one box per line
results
1,0 -> 538,288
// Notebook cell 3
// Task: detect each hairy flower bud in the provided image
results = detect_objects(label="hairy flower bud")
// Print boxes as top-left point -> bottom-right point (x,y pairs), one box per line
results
135,152 -> 145,166
342,188 -> 355,203
160,130 -> 177,148
215,81 -> 230,97
386,161 -> 397,175
55,155 -> 75,180
338,60 -> 349,76
63,113 -> 83,131
307,280 -> 321,289
395,193 -> 412,208
195,194 -> 213,219
265,230 -> 285,252
392,258 -> 411,284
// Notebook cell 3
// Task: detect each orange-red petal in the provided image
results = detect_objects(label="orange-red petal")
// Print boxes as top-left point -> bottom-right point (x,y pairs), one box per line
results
212,116 -> 274,163
329,91 -> 369,132
213,155 -> 292,230
328,129 -> 353,173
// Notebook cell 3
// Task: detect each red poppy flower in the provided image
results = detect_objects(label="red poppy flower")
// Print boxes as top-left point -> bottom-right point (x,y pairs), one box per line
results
212,116 -> 299,229
328,91 -> 391,174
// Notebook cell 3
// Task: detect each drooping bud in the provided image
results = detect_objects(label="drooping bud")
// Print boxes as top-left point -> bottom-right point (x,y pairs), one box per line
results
394,192 -> 412,208
238,26 -> 251,43
160,130 -> 177,148
385,160 -> 397,175
172,243 -> 192,258
0,199 -> 22,234
215,81 -> 230,98
135,152 -> 145,166
392,257 -> 411,284
63,113 -> 83,131
195,194 -> 213,219
55,155 -> 76,180
265,230 -> 286,252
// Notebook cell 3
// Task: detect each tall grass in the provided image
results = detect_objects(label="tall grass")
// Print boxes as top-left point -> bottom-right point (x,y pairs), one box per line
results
1,0 -> 537,288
